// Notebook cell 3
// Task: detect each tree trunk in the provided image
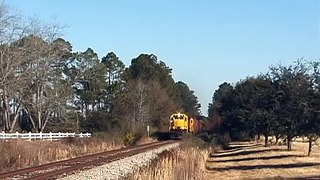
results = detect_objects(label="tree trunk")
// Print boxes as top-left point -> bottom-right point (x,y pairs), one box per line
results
264,134 -> 268,146
9,109 -> 21,132
2,92 -> 11,132
10,104 -> 21,132
25,108 -> 37,132
4,110 -> 10,131
287,136 -> 292,151
85,103 -> 88,116
308,137 -> 312,156
37,86 -> 42,132
37,109 -> 42,132
275,134 -> 280,144
40,111 -> 52,132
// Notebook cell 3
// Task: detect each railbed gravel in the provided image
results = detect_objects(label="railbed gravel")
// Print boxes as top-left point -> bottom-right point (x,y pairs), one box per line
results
59,142 -> 179,180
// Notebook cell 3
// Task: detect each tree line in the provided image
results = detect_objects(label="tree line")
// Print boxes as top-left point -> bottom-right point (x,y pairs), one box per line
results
0,5 -> 201,135
208,60 -> 320,155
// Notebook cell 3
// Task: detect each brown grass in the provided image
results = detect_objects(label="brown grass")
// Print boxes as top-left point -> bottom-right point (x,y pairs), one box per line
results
135,137 -> 158,145
206,141 -> 320,179
0,137 -> 122,172
128,147 -> 210,180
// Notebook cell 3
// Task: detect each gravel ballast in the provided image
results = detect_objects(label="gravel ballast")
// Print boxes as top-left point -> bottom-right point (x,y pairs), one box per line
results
59,142 -> 179,180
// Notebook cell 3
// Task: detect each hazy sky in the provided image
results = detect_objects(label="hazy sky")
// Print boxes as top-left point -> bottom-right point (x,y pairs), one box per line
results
5,0 -> 319,115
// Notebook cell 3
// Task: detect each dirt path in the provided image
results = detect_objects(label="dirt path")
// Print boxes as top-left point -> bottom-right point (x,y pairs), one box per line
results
206,141 -> 320,179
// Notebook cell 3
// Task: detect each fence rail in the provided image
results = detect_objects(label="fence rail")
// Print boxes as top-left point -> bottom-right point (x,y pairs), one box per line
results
0,132 -> 91,140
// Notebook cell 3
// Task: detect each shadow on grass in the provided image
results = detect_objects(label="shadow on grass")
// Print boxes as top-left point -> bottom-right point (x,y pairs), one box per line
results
210,149 -> 284,158
221,144 -> 263,153
207,162 -> 320,171
208,155 -> 305,163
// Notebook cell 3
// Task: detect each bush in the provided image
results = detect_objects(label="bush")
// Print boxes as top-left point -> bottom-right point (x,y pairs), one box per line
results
196,132 -> 230,149
210,133 -> 230,149
123,131 -> 144,146
230,131 -> 252,141
123,132 -> 135,146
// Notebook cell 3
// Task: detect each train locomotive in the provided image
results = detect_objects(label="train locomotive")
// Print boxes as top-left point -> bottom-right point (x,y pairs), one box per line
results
169,112 -> 201,138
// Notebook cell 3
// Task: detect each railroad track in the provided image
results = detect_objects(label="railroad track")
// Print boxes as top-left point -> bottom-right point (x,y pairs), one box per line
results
0,140 -> 177,180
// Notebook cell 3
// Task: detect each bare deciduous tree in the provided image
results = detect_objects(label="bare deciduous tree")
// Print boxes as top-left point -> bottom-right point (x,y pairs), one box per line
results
123,78 -> 176,131
125,78 -> 152,130
0,3 -> 69,132
17,36 -> 72,132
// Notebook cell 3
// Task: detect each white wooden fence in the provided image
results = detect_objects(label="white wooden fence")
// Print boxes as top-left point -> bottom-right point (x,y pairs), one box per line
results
0,131 -> 91,140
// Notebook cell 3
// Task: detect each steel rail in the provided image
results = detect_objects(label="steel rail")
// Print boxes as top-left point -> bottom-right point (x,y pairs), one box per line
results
0,140 -> 176,180
26,140 -> 176,180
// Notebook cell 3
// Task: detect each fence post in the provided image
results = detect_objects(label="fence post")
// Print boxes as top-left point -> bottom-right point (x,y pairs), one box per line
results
80,132 -> 83,138
58,132 -> 61,138
29,132 -> 31,141
40,132 -> 42,140
50,132 -> 52,141
16,131 -> 19,139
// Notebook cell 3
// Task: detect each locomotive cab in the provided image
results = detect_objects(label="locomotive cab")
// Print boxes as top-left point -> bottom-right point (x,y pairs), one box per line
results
169,113 -> 188,132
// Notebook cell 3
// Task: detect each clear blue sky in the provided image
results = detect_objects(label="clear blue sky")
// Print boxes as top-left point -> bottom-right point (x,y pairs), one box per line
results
4,0 -> 320,115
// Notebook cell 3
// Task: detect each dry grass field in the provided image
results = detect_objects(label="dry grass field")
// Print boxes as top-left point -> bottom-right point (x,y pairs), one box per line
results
206,141 -> 320,180
128,138 -> 320,180
128,147 -> 210,180
0,137 -> 122,172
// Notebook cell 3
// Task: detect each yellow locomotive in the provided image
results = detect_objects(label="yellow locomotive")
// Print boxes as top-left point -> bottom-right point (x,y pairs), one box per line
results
169,113 -> 198,138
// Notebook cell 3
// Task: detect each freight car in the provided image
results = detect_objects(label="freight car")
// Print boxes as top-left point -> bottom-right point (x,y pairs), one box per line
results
169,112 -> 202,138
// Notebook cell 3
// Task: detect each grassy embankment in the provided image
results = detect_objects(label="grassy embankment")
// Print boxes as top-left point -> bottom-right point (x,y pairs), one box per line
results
127,136 -> 212,180
128,136 -> 320,180
0,134 -> 123,172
